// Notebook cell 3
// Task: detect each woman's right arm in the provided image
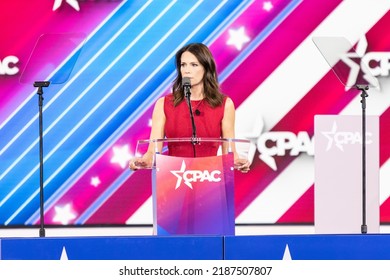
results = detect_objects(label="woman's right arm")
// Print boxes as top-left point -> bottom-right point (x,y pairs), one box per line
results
129,97 -> 166,170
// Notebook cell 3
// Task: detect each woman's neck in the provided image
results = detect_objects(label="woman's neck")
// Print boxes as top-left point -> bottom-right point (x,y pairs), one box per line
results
190,84 -> 204,100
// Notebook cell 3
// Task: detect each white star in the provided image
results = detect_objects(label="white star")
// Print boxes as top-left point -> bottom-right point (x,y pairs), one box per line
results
91,176 -> 101,187
171,161 -> 193,190
53,0 -> 80,11
263,1 -> 273,12
111,144 -> 132,169
53,204 -> 77,225
227,26 -> 250,51
321,122 -> 342,151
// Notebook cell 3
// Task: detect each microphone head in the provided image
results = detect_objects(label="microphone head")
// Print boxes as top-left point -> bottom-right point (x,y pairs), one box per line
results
182,77 -> 191,88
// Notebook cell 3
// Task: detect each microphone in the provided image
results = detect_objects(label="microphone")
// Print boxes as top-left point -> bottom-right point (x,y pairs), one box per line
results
182,77 -> 191,97
182,77 -> 198,145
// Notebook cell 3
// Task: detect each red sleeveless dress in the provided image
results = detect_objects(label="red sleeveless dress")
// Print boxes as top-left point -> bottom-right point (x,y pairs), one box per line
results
164,94 -> 226,157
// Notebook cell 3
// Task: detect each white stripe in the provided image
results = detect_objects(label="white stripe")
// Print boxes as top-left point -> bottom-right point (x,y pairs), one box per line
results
236,0 -> 390,223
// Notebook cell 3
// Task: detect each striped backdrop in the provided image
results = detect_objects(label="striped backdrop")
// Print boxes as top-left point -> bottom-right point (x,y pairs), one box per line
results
0,0 -> 389,226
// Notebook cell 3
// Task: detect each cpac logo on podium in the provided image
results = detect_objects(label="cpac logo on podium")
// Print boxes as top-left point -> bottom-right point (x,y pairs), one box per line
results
170,160 -> 221,190
321,121 -> 373,152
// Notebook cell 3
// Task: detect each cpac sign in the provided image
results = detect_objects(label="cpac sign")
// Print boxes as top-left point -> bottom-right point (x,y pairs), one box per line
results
182,170 -> 221,183
256,131 -> 314,171
171,160 -> 221,189
321,121 -> 373,151
0,56 -> 19,75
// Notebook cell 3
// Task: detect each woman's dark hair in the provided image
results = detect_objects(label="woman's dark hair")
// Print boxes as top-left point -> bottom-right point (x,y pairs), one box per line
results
172,43 -> 224,107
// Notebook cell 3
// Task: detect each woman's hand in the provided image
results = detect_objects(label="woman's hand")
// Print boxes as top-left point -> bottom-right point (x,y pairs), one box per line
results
129,153 -> 153,170
234,158 -> 251,173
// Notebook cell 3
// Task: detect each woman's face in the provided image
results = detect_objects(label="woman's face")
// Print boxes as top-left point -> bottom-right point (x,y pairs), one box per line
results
180,51 -> 205,88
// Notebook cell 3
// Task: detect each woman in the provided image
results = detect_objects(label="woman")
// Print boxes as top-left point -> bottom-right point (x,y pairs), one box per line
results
129,43 -> 250,173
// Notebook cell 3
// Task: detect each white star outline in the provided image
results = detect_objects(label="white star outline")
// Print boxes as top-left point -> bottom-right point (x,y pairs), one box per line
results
53,0 -> 80,11
170,160 -> 193,190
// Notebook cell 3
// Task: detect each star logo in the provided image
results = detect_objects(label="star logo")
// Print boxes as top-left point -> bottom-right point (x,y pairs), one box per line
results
53,0 -> 80,11
321,121 -> 343,151
227,26 -> 250,51
171,161 -> 193,190
340,36 -> 378,88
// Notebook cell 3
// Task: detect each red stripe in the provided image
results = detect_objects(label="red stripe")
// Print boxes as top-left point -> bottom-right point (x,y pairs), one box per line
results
277,185 -> 314,223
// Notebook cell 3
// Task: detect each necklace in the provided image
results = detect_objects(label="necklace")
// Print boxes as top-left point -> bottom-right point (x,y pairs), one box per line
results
191,99 -> 204,116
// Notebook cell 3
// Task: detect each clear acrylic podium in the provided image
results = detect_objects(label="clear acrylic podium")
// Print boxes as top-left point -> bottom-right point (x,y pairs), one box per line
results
135,137 -> 250,236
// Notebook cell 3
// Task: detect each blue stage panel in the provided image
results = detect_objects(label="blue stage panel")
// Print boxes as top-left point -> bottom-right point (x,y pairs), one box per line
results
4,234 -> 390,260
224,234 -> 390,260
0,235 -> 223,260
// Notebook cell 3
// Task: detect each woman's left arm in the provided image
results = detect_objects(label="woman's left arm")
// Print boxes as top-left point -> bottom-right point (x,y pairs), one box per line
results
221,97 -> 250,173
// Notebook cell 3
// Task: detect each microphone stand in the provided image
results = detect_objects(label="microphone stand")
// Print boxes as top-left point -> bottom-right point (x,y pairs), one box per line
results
357,84 -> 369,234
34,80 -> 50,237
184,86 -> 199,154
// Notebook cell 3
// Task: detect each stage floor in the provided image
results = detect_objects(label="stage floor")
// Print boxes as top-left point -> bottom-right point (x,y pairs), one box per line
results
2,225 -> 390,260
